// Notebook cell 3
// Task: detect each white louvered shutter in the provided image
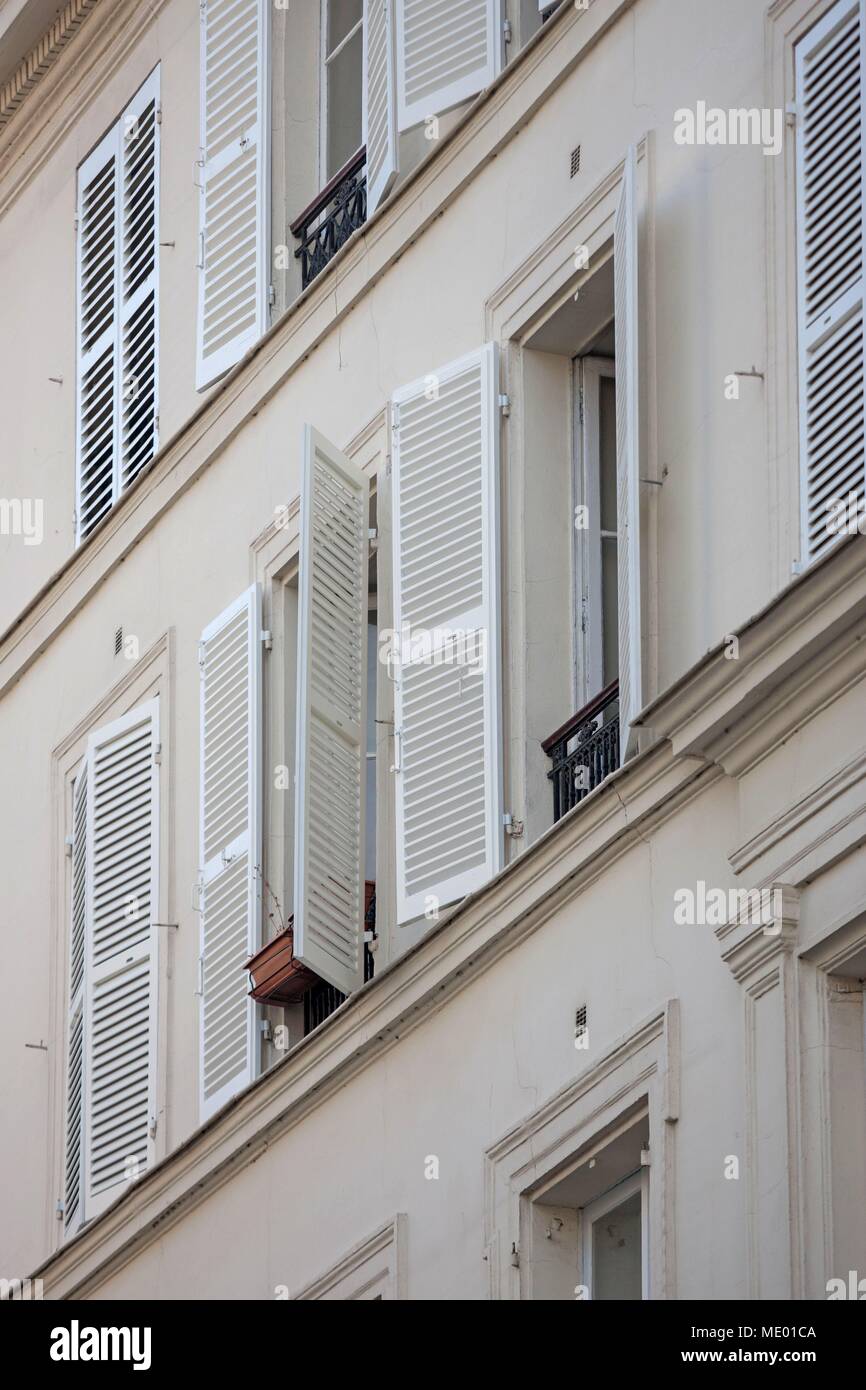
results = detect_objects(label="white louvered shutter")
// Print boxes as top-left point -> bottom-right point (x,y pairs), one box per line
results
197,0 -> 269,390
614,146 -> 642,760
199,586 -> 262,1120
391,344 -> 503,924
395,0 -> 504,133
76,126 -> 118,540
293,429 -> 369,995
64,765 -> 88,1235
795,0 -> 865,564
83,701 -> 159,1220
76,71 -> 160,543
364,0 -> 399,212
119,70 -> 160,492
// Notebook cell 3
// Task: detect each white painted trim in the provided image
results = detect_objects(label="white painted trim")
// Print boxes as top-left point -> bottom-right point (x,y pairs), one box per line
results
293,1213 -> 408,1298
573,355 -> 616,706
579,1166 -> 648,1299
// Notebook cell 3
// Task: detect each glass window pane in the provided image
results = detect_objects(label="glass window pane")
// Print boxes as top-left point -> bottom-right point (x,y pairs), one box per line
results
327,28 -> 363,177
591,1189 -> 642,1300
327,0 -> 363,55
599,372 -> 617,533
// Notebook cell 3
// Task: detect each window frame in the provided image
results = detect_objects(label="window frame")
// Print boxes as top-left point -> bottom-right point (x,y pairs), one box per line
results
573,353 -> 616,708
319,0 -> 365,185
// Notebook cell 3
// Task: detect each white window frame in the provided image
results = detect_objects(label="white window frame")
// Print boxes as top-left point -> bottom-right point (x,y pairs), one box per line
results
579,1167 -> 649,1300
573,354 -> 616,708
319,0 -> 365,186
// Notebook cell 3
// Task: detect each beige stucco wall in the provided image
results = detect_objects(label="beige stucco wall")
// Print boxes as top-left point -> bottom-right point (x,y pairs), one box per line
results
1,0 -> 864,1297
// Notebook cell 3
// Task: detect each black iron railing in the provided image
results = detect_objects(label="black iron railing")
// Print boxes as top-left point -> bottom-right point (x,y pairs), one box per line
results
542,680 -> 620,823
290,146 -> 367,291
302,890 -> 376,1035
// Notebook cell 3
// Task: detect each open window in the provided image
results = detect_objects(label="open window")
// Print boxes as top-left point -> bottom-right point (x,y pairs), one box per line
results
533,147 -> 643,827
321,0 -> 364,182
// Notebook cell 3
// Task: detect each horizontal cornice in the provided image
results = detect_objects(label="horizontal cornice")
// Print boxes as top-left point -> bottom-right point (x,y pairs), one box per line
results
0,0 -> 100,130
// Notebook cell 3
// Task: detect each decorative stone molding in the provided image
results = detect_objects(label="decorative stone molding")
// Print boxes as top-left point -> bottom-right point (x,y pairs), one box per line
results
0,0 -> 100,130
292,1215 -> 408,1300
716,884 -> 802,1298
483,1001 -> 680,1300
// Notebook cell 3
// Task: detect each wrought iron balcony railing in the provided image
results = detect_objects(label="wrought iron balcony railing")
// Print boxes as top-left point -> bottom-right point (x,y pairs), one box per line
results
290,146 -> 367,291
542,680 -> 620,824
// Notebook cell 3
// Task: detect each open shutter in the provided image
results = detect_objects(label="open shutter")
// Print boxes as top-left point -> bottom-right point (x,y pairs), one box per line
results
197,0 -> 269,390
83,701 -> 159,1220
64,764 -> 88,1234
293,428 -> 369,995
76,126 -> 118,541
364,0 -> 399,213
119,69 -> 160,491
614,146 -> 642,759
796,0 -> 865,564
396,0 -> 504,133
199,586 -> 262,1119
391,344 -> 502,924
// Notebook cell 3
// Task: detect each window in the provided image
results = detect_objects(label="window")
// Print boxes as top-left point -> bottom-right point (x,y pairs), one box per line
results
794,0 -> 864,566
322,0 -> 364,181
75,69 -> 159,542
574,355 -> 618,703
64,701 -> 160,1234
580,1170 -> 648,1300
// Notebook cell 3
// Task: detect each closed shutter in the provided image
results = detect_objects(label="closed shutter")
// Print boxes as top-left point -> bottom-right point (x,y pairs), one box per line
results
197,0 -> 269,390
75,70 -> 160,543
395,0 -> 504,133
199,586 -> 262,1120
614,146 -> 642,759
83,701 -> 159,1220
293,428 -> 369,995
391,344 -> 503,924
364,0 -> 399,212
796,0 -> 865,564
64,766 -> 88,1234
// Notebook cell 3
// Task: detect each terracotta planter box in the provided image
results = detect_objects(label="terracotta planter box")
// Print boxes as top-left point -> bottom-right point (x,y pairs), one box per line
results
246,882 -> 376,1005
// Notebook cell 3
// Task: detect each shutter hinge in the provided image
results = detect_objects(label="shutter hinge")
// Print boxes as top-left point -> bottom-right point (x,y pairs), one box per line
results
503,18 -> 513,44
73,215 -> 79,234
64,834 -> 73,858
261,629 -> 273,651
785,101 -> 797,127
580,595 -> 588,633
191,875 -> 204,913
498,393 -> 511,417
154,413 -> 160,435
198,640 -> 206,670
503,812 -> 524,838
55,1199 -> 64,1220
156,102 -> 162,125
196,953 -> 204,995
578,386 -> 584,426
148,1114 -> 158,1138
510,1243 -> 520,1268
153,741 -> 162,765
268,283 -> 275,307
640,1147 -> 651,1167
197,231 -> 205,270
368,526 -> 379,555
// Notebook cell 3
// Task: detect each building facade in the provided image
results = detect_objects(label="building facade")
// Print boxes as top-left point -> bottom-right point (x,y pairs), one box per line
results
0,0 -> 864,1300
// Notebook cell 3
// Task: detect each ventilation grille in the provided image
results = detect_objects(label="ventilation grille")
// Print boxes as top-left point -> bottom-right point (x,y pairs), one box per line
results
114,625 -> 123,655
570,145 -> 581,178
575,1004 -> 588,1042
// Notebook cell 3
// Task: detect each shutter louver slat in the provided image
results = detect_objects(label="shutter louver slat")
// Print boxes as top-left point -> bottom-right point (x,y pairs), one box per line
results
200,587 -> 261,1120
364,0 -> 399,212
796,0 -> 865,564
392,345 -> 502,924
82,700 -> 159,1220
614,146 -> 642,760
197,0 -> 268,389
396,0 -> 502,133
293,430 -> 369,996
